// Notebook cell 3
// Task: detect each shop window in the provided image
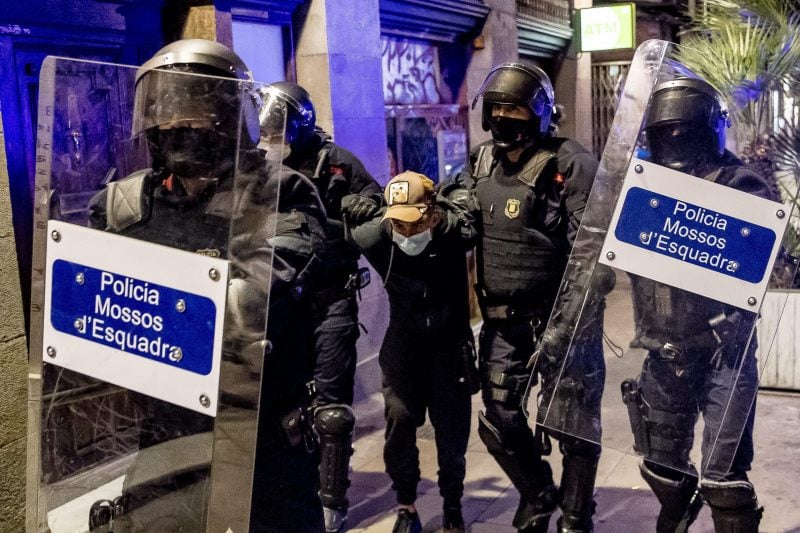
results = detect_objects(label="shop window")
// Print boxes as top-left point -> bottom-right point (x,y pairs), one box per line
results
382,37 -> 468,182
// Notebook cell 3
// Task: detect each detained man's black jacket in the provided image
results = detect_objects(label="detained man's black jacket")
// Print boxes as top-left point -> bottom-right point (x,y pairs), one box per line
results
344,190 -> 478,337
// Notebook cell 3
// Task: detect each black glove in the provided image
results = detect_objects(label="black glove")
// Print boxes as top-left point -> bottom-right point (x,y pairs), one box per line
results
341,194 -> 379,225
527,326 -> 571,371
438,182 -> 480,214
708,311 -> 742,350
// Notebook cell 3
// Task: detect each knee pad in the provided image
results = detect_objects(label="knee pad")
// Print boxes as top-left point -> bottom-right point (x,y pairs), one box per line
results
315,404 -> 355,509
700,479 -> 762,533
314,404 -> 355,436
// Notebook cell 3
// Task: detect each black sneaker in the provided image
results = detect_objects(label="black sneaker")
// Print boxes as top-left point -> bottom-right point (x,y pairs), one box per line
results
392,508 -> 422,533
443,506 -> 465,533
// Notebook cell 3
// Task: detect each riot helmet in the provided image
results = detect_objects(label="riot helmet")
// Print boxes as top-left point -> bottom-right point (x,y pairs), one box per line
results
257,82 -> 316,156
132,39 -> 259,181
472,62 -> 555,150
643,77 -> 730,174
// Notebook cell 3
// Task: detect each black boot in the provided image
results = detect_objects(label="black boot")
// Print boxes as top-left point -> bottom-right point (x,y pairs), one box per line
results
640,462 -> 702,533
477,413 -> 559,532
557,452 -> 599,532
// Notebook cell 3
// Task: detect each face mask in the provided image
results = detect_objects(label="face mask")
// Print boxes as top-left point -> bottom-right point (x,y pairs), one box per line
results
151,127 -> 221,178
259,141 -> 291,163
488,116 -> 535,150
392,228 -> 432,256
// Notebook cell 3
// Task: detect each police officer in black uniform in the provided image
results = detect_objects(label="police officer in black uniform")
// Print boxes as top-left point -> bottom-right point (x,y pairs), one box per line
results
257,81 -> 382,532
87,39 -> 327,532
456,62 -> 607,533
621,78 -> 766,533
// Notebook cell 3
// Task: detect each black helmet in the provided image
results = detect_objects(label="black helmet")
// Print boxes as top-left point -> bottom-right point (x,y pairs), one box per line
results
257,82 -> 316,150
131,39 -> 259,181
132,39 -> 259,143
472,62 -> 554,149
644,77 -> 730,173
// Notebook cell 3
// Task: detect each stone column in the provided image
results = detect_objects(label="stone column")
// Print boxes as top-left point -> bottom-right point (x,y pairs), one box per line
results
463,0 -> 519,150
0,105 -> 28,532
295,0 -> 389,401
554,0 -> 593,149
295,0 -> 390,183
181,5 -> 228,43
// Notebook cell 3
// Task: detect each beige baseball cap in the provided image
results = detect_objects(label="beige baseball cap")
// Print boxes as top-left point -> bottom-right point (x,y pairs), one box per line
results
382,171 -> 435,223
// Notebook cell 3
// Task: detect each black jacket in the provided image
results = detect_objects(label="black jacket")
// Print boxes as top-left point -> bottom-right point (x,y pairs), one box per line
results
89,150 -> 327,414
285,128 -> 382,284
344,186 -> 478,339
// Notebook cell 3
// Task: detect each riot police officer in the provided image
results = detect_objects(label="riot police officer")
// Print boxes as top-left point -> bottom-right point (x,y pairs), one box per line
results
88,39 -> 327,532
257,81 -> 382,532
622,77 -> 767,533
455,62 -> 607,533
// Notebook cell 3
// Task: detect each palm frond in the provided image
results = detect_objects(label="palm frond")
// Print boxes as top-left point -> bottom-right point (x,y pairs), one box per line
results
773,120 -> 800,175
694,0 -> 794,28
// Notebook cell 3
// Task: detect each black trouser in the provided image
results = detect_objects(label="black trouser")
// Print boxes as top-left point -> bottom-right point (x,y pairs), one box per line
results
638,341 -> 758,480
479,317 -> 605,517
380,325 -> 472,509
312,294 -> 360,407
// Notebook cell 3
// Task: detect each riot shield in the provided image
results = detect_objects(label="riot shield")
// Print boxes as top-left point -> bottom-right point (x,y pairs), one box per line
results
525,39 -> 798,481
27,57 -> 301,532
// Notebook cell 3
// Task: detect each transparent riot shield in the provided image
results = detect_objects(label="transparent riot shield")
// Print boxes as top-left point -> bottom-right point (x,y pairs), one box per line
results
27,57 -> 302,532
524,39 -> 798,481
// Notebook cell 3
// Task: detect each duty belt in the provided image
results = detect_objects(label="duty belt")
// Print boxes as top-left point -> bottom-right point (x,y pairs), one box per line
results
484,304 -> 538,320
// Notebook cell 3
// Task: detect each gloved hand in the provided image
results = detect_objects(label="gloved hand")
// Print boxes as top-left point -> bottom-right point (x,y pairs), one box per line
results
444,186 -> 480,214
438,183 -> 481,214
527,326 -> 571,371
709,311 -> 741,341
341,194 -> 380,225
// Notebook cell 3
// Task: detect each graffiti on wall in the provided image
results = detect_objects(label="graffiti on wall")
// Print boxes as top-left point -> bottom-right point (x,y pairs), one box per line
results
382,38 -> 445,105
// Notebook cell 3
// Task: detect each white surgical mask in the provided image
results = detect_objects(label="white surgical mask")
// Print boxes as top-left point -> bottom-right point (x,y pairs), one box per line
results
258,141 -> 291,162
392,228 -> 432,256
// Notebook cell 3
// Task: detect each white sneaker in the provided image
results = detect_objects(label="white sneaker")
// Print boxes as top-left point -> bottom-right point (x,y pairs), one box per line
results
323,506 -> 347,533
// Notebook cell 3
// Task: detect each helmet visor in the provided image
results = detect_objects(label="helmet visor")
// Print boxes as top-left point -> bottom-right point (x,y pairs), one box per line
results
257,90 -> 289,141
132,68 -> 244,138
646,124 -> 711,170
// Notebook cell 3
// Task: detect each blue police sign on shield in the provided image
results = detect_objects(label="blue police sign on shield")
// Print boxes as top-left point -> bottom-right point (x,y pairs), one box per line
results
599,159 -> 787,310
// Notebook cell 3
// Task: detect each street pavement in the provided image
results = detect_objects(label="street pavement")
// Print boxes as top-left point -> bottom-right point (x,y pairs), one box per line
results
344,273 -> 800,532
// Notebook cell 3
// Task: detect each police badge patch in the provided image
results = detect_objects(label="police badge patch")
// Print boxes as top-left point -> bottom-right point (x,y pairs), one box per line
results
505,198 -> 520,219
388,181 -> 410,205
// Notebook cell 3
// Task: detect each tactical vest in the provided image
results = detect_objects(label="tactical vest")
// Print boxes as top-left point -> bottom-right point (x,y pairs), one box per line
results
472,142 -> 569,303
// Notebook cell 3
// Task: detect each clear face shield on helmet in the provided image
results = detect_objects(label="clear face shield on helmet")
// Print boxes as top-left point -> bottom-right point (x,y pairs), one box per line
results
131,67 -> 260,187
643,79 -> 730,174
256,84 -> 314,161
256,88 -> 291,162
